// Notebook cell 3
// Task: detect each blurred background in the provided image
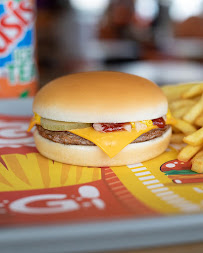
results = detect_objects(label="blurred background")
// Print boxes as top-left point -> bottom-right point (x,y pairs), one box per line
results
36,0 -> 203,87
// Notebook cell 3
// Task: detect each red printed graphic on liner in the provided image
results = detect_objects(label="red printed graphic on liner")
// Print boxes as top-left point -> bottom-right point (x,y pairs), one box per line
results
102,168 -> 158,216
0,177 -> 160,227
0,115 -> 36,167
0,115 -> 36,153
0,0 -> 35,55
160,159 -> 203,184
0,181 -> 135,227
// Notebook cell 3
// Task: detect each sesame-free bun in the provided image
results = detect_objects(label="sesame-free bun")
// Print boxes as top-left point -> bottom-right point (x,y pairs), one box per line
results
33,71 -> 168,123
34,127 -> 171,167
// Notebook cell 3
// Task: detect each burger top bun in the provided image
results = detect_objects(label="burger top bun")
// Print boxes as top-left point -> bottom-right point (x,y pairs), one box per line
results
33,71 -> 168,123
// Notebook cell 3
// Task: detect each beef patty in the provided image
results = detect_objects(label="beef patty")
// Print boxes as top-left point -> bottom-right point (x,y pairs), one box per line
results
37,125 -> 170,146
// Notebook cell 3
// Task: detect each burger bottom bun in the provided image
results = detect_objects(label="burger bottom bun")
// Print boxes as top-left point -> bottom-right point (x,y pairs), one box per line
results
34,127 -> 172,167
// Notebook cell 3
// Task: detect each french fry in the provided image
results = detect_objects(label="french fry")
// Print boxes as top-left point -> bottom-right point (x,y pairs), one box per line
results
182,94 -> 203,124
163,81 -> 203,173
182,83 -> 203,99
178,144 -> 203,162
195,114 -> 203,127
170,99 -> 196,111
171,106 -> 191,119
191,149 -> 203,173
183,127 -> 203,146
193,95 -> 201,101
172,125 -> 181,133
171,133 -> 185,144
193,149 -> 203,159
161,83 -> 199,102
174,119 -> 197,134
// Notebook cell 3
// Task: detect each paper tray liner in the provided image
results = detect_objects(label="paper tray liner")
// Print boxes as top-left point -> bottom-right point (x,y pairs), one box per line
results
0,115 -> 202,227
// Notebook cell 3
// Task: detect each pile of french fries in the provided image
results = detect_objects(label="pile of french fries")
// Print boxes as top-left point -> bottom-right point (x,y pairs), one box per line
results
162,82 -> 203,173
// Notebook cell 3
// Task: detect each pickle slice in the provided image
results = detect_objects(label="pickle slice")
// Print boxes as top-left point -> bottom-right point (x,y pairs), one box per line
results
41,118 -> 91,131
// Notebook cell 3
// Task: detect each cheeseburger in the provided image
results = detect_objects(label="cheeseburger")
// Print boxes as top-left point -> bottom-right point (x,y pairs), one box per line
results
28,71 -> 175,166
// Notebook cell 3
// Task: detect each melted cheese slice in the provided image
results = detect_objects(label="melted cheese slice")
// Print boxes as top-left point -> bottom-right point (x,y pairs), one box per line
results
166,109 -> 176,125
27,113 -> 41,132
69,125 -> 158,158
